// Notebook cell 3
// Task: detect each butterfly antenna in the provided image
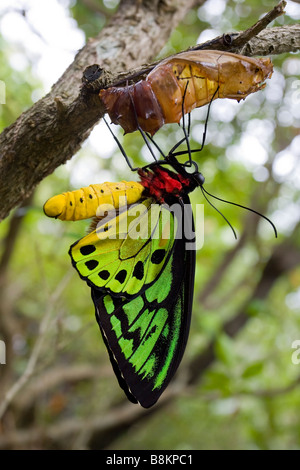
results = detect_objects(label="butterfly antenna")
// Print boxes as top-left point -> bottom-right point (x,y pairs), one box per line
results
202,186 -> 278,238
200,186 -> 237,239
102,116 -> 138,171
128,87 -> 158,163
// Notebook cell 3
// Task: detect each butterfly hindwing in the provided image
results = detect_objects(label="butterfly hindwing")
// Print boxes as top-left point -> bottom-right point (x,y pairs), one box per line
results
91,197 -> 195,408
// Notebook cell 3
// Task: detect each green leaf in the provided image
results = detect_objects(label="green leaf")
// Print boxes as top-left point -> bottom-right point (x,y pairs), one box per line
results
214,334 -> 235,366
242,361 -> 264,379
205,370 -> 231,392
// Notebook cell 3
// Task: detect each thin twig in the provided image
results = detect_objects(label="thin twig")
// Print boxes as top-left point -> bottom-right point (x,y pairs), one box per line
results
239,376 -> 300,398
231,0 -> 287,47
14,364 -> 112,412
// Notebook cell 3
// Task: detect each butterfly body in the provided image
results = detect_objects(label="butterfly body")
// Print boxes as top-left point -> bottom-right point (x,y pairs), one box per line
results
138,166 -> 194,203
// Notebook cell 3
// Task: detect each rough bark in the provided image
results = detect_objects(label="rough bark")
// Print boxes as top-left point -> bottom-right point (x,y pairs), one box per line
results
0,0 -> 206,221
0,0 -> 297,221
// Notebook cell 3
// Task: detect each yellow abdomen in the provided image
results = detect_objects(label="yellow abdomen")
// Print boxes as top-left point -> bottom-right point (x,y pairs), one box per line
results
43,181 -> 144,221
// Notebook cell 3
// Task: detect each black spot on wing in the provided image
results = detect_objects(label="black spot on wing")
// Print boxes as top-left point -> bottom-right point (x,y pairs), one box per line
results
85,259 -> 99,270
132,261 -> 144,280
115,269 -> 127,284
151,249 -> 166,265
80,245 -> 96,256
99,270 -> 110,280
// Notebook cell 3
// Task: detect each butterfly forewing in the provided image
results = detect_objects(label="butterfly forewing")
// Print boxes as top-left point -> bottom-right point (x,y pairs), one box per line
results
69,198 -> 178,298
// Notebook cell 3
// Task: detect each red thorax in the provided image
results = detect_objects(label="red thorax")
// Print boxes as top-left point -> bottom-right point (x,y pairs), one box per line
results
138,166 -> 191,203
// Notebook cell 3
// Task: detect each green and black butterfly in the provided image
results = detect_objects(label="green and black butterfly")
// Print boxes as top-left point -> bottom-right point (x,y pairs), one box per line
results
44,146 -> 204,408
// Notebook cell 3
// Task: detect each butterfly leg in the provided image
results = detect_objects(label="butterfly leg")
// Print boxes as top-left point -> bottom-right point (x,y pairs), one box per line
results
170,85 -> 220,162
102,116 -> 139,171
127,88 -> 161,164
196,84 -> 219,153
167,81 -> 192,161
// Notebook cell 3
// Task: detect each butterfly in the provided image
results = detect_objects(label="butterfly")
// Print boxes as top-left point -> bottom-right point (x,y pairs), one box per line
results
44,147 -> 207,408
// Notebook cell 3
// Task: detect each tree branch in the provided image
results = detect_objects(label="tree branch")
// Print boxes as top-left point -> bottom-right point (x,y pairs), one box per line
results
230,0 -> 286,48
84,0 -> 288,89
0,1 -> 299,221
0,0 -> 206,222
14,364 -> 112,412
240,24 -> 300,56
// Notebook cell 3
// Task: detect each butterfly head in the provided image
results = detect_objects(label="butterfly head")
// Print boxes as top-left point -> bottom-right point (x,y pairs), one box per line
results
191,170 -> 205,187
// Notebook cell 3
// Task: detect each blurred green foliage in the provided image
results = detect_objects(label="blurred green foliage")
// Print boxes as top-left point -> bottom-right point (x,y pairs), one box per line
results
0,0 -> 300,450
0,37 -> 42,129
